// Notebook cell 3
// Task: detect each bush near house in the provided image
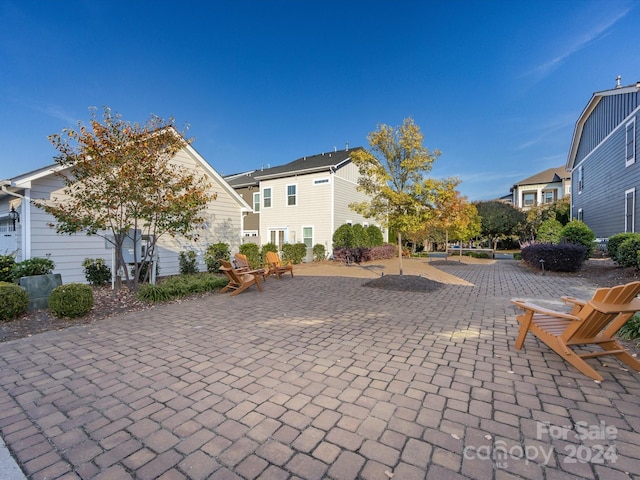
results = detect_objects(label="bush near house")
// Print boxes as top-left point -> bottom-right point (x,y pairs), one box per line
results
313,244 -> 326,261
0,282 -> 29,321
204,243 -> 229,273
537,218 -> 563,243
82,258 -> 112,286
333,243 -> 396,263
615,236 -> 640,268
619,313 -> 640,347
559,220 -> 595,259
282,243 -> 307,264
521,242 -> 587,272
48,284 -> 94,318
607,233 -> 640,264
10,257 -> 55,282
239,243 -> 261,269
0,255 -> 16,283
179,250 -> 198,275
366,225 -> 384,247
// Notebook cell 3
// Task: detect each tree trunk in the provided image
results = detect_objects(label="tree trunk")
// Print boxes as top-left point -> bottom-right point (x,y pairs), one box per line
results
397,231 -> 403,276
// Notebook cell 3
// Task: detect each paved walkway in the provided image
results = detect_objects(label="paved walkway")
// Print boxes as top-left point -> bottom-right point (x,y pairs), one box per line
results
0,260 -> 638,479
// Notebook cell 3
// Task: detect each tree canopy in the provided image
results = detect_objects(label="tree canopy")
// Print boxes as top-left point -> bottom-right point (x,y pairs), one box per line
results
37,107 -> 215,290
349,117 -> 444,274
474,200 -> 525,249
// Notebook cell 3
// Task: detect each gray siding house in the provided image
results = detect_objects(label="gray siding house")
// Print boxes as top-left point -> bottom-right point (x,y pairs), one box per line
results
1,142 -> 251,283
566,80 -> 640,239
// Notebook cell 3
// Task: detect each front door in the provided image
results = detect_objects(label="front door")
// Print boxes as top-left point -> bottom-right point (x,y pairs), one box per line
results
269,229 -> 287,251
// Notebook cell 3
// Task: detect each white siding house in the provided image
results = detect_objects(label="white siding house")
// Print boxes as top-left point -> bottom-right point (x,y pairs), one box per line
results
227,148 -> 383,258
0,142 -> 251,283
510,167 -> 571,210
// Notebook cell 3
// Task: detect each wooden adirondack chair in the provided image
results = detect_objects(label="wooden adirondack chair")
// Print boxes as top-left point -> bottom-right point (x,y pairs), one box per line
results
234,253 -> 267,281
511,281 -> 640,381
265,251 -> 294,279
219,260 -> 263,296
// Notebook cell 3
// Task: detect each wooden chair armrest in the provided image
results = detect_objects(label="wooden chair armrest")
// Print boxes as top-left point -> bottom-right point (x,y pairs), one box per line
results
588,298 -> 640,314
561,296 -> 587,307
510,299 -> 580,320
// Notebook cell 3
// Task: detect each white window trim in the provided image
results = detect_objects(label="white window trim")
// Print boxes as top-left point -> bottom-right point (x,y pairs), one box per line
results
626,118 -> 636,167
253,192 -> 260,212
263,187 -> 272,209
625,188 -> 635,232
577,165 -> 583,194
286,183 -> 297,207
302,226 -> 313,248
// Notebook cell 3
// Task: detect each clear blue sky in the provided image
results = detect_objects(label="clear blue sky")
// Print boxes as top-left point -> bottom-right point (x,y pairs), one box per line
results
1,0 -> 639,201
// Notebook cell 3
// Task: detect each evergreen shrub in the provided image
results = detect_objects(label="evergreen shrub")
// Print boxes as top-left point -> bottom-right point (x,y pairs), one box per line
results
204,243 -> 229,273
48,284 -> 94,318
0,281 -> 29,321
82,258 -> 112,286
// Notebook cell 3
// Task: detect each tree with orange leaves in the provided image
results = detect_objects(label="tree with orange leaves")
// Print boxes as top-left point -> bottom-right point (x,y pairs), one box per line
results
37,107 -> 215,291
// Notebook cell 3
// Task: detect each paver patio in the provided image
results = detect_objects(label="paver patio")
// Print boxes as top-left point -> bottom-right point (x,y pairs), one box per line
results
0,259 -> 638,479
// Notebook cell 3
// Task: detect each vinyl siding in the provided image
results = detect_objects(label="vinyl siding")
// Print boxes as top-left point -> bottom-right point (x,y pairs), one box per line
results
572,111 -> 640,238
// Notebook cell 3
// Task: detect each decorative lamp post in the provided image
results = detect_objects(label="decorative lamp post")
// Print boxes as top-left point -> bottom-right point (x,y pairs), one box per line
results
8,206 -> 19,231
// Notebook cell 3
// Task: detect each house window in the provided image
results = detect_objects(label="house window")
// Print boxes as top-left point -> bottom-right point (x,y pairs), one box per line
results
253,192 -> 260,212
627,119 -> 636,167
313,178 -> 329,185
577,208 -> 583,221
577,165 -> 583,193
626,188 -> 635,232
263,188 -> 271,208
522,192 -> 536,207
287,184 -> 297,206
542,190 -> 556,204
303,227 -> 313,248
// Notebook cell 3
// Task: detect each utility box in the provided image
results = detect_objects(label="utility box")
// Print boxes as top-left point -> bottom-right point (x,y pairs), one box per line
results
121,229 -> 143,264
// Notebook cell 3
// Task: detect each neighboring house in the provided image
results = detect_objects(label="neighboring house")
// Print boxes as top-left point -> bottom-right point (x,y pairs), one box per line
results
510,166 -> 571,210
226,147 -> 384,258
0,141 -> 251,283
566,79 -> 640,239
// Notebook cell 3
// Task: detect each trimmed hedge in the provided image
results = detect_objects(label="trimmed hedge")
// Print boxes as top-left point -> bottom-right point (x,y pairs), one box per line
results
0,255 -> 16,283
0,281 -> 29,321
607,233 -> 640,264
521,242 -> 587,272
333,244 -> 396,263
281,243 -> 307,264
559,220 -> 595,259
239,243 -> 261,269
48,284 -> 94,318
616,236 -> 640,268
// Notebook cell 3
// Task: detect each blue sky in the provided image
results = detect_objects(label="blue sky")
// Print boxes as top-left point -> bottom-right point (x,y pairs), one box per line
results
1,0 -> 639,201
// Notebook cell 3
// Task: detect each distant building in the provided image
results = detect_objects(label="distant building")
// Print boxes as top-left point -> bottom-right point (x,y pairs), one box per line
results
509,166 -> 571,210
566,79 -> 640,238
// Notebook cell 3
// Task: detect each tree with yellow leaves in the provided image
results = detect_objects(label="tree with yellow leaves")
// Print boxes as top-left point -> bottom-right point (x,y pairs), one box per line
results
349,117 -> 442,275
38,107 -> 215,291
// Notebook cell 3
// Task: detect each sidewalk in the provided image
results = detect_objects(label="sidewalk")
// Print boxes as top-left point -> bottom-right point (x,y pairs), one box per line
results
0,260 -> 637,479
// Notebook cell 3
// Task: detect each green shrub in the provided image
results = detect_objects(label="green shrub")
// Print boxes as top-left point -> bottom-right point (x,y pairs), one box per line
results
333,224 -> 354,248
204,243 -> 229,273
239,243 -> 261,269
0,281 -> 29,321
282,243 -> 307,264
520,242 -> 587,272
618,313 -> 640,346
48,284 -> 94,318
261,242 -> 278,254
179,250 -> 198,275
537,219 -> 563,243
352,224 -> 368,248
607,233 -> 640,264
0,255 -> 16,282
513,252 -> 523,260
82,258 -> 112,286
366,225 -> 384,247
134,260 -> 159,283
137,273 -> 228,303
559,220 -> 595,259
11,257 -> 55,281
313,244 -> 326,261
616,236 -> 640,268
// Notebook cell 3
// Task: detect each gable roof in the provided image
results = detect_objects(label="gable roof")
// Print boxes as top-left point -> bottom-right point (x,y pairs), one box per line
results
253,148 -> 361,181
566,81 -> 640,171
513,166 -> 570,188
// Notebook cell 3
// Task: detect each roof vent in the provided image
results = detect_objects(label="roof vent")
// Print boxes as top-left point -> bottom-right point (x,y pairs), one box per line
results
346,142 -> 349,151
616,75 -> 622,88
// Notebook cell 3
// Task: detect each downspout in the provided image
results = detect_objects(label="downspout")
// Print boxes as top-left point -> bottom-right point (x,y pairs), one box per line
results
2,184 -> 30,260
330,167 -> 335,258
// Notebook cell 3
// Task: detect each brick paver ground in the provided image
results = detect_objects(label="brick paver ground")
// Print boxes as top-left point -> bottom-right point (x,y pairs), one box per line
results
1,260 -> 639,479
